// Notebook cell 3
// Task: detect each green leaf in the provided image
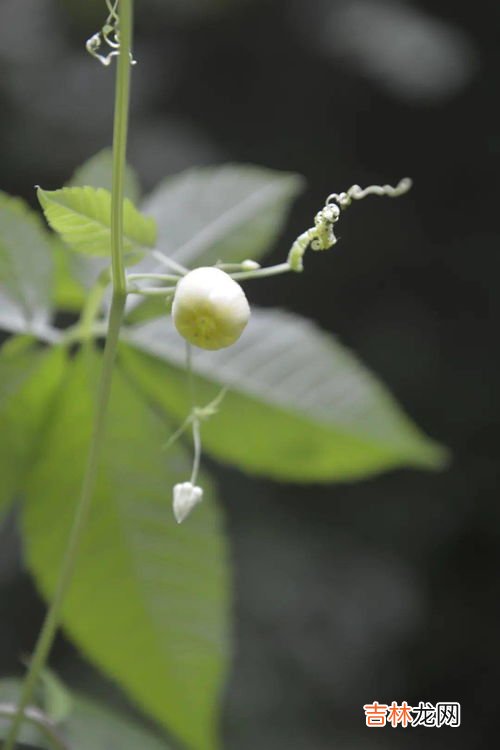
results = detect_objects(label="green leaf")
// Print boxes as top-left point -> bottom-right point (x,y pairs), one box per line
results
0,340 -> 65,520
141,163 -> 304,267
22,348 -> 230,750
37,186 -> 157,258
0,191 -> 54,320
122,311 -> 448,481
69,148 -> 141,205
53,148 -> 139,311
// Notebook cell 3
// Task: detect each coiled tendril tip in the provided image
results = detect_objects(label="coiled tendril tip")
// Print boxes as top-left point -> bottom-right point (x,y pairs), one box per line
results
86,0 -> 136,66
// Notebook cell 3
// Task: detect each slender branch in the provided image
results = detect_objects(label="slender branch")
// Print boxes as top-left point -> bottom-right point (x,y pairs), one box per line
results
2,3 -> 134,748
126,263 -> 291,298
127,285 -> 176,296
127,272 -> 180,283
215,261 -> 260,271
230,262 -> 291,281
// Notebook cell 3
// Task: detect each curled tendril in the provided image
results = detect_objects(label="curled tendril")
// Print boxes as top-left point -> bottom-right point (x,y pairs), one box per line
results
105,0 -> 119,23
86,0 -> 136,67
326,177 -> 412,209
288,177 -> 412,271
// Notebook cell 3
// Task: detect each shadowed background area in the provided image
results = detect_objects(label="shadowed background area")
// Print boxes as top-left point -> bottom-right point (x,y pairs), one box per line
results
0,0 -> 498,747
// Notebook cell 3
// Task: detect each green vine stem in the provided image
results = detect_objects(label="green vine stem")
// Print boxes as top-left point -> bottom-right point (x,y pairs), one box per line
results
2,2 -> 134,747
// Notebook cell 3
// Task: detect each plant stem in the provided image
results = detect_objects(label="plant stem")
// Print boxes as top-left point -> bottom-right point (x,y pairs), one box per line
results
230,262 -> 291,281
127,272 -> 180,283
2,3 -> 134,748
127,285 -> 176,296
110,0 -> 132,297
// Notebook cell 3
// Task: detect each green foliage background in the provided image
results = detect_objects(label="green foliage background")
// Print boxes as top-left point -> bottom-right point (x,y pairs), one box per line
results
0,151 -> 445,749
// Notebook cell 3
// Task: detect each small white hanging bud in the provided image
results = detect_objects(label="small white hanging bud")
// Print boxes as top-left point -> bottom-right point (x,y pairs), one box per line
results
172,267 -> 250,350
173,482 -> 204,524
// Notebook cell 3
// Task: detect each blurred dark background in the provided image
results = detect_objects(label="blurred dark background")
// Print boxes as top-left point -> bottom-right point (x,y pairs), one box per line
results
0,0 -> 498,747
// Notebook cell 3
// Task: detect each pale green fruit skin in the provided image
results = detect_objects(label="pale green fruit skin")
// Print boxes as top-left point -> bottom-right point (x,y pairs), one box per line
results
172,266 -> 250,350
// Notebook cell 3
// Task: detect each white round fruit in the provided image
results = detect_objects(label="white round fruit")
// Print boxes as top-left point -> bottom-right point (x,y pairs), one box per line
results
172,266 -> 250,350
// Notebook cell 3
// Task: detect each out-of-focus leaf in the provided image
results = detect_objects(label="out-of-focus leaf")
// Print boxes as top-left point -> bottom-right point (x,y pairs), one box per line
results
0,679 -> 43,747
69,148 -> 141,205
37,186 -> 156,258
22,348 -> 230,750
51,238 -> 89,312
39,668 -> 73,724
0,339 -> 65,519
125,294 -> 171,325
0,191 -> 54,320
51,238 -> 105,313
0,679 -> 172,750
122,310 -> 448,481
63,694 -> 172,750
0,292 -> 60,342
141,163 -> 304,268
